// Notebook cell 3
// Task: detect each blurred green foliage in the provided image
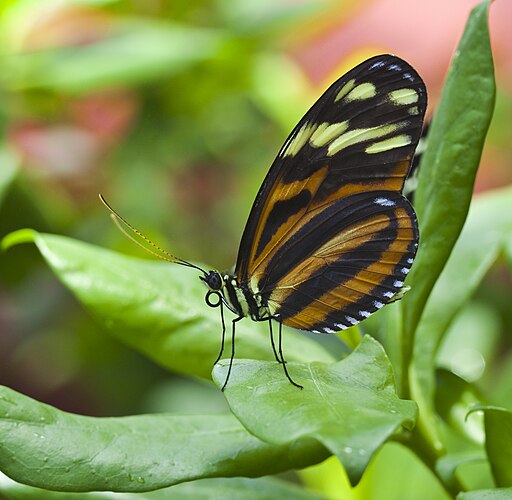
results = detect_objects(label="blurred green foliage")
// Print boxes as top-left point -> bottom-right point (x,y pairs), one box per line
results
0,0 -> 317,419
0,0 -> 512,499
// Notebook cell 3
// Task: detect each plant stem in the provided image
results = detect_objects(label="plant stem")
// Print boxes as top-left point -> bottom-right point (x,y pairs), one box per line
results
407,425 -> 465,499
400,327 -> 412,400
397,300 -> 413,400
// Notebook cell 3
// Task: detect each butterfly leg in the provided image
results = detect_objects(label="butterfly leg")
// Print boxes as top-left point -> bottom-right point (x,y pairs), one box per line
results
213,300 -> 226,365
268,319 -> 283,363
277,318 -> 303,389
221,315 -> 243,392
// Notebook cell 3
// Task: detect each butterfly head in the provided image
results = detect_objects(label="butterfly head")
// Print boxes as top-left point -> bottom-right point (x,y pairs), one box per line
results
200,270 -> 225,291
201,270 -> 228,310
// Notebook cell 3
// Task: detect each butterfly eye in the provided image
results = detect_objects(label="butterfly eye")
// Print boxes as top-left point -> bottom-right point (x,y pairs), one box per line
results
202,271 -> 224,291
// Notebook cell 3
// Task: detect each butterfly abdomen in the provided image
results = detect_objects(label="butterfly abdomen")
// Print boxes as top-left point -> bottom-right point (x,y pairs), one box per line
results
222,275 -> 270,321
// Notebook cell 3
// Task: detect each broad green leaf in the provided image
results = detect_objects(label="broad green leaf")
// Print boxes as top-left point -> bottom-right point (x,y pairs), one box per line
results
2,230 -> 333,380
402,0 -> 495,363
410,187 -> 512,449
362,300 -> 402,390
0,385 -> 329,492
473,406 -> 512,487
212,336 -> 416,485
142,477 -> 327,499
458,489 -> 512,500
3,20 -> 225,94
0,473 -> 327,499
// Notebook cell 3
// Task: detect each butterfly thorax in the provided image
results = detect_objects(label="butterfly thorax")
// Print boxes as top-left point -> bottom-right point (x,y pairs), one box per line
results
201,270 -> 271,320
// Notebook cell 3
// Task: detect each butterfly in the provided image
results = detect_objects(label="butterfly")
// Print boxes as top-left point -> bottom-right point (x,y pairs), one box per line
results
101,54 -> 427,390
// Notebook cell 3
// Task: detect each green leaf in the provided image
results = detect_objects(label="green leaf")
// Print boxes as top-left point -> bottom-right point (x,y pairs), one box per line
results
457,489 -> 512,500
0,473 -> 327,499
402,0 -> 495,360
357,442 -> 452,500
3,20 -> 225,94
2,231 -> 333,380
436,302 -> 501,383
299,457 -> 353,500
212,336 -> 417,485
162,477 -> 327,500
435,370 -> 484,445
473,406 -> 512,487
410,186 -> 512,448
1,228 -> 37,250
436,451 -> 487,493
0,385 -> 329,492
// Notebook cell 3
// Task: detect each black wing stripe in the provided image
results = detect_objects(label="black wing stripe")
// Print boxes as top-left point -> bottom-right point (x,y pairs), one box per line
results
266,192 -> 417,331
313,246 -> 416,332
257,191 -> 408,292
273,218 -> 399,319
273,239 -> 416,333
255,189 -> 312,259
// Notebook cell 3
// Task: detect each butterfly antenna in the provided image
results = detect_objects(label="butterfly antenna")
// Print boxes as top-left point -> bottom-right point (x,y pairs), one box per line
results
99,194 -> 206,274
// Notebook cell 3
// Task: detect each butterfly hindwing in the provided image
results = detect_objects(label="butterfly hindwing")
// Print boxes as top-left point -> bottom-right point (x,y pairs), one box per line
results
264,190 -> 417,332
235,54 -> 427,331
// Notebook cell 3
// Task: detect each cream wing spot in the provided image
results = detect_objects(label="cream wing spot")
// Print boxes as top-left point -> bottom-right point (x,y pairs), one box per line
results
335,79 -> 356,101
344,82 -> 377,102
388,88 -> 419,106
282,122 -> 317,157
327,122 -> 405,156
310,121 -> 350,147
365,135 -> 412,154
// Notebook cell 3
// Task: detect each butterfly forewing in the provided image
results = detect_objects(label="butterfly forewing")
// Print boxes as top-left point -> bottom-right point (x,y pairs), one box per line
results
235,54 -> 427,331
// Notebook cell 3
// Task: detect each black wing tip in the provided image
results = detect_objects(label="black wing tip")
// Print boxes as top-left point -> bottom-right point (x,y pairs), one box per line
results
347,54 -> 426,88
